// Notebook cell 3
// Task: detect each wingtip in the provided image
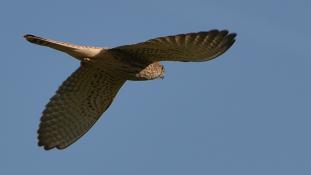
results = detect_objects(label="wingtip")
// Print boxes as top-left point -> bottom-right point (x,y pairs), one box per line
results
228,33 -> 237,43
38,135 -> 68,151
38,141 -> 62,151
229,32 -> 237,38
38,142 -> 53,150
37,130 -> 55,151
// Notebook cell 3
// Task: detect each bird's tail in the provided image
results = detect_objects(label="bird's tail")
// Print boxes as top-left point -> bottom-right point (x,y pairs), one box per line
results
24,34 -> 103,60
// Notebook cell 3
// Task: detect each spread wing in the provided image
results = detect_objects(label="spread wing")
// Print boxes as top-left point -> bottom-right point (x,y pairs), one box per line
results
109,30 -> 236,62
38,64 -> 126,150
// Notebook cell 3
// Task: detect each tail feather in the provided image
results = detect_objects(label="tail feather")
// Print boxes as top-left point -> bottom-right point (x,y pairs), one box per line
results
24,34 -> 103,59
24,34 -> 81,52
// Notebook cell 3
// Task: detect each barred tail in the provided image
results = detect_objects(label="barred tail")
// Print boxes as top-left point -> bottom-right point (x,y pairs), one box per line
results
24,34 -> 103,59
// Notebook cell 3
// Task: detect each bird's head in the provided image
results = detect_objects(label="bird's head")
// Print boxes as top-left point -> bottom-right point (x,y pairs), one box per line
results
134,62 -> 165,80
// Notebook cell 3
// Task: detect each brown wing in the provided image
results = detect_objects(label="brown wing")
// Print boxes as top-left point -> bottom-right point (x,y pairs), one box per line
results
109,30 -> 236,62
38,64 -> 126,150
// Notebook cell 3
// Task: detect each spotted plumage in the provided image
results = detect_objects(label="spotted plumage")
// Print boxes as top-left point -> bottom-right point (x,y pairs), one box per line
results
24,29 -> 237,150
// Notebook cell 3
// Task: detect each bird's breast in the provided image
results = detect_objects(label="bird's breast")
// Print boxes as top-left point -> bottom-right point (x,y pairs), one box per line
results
91,51 -> 152,80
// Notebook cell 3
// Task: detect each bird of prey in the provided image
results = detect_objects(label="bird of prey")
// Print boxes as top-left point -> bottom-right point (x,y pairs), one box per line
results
24,29 -> 237,150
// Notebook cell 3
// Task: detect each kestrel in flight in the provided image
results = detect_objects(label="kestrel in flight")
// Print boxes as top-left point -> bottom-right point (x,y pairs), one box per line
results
24,29 -> 237,150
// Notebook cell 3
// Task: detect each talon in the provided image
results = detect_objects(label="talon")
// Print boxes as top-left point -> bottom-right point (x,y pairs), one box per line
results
83,58 -> 91,62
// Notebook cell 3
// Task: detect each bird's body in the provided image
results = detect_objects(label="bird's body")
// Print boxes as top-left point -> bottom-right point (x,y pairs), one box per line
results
24,30 -> 236,150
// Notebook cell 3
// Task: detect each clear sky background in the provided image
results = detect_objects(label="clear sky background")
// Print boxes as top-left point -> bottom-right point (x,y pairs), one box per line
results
1,0 -> 310,174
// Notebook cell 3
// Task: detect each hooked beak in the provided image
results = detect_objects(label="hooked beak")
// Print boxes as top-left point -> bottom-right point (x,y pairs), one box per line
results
160,66 -> 165,80
158,73 -> 164,80
160,75 -> 164,80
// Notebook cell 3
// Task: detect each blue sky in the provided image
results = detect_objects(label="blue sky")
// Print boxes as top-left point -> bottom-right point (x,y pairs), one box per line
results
1,0 -> 311,174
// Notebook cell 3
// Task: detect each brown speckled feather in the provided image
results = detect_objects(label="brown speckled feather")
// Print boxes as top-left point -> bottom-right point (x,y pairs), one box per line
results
111,30 -> 236,62
38,64 -> 125,150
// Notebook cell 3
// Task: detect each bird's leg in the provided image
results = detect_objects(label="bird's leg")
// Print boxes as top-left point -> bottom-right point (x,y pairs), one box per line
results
81,57 -> 92,65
